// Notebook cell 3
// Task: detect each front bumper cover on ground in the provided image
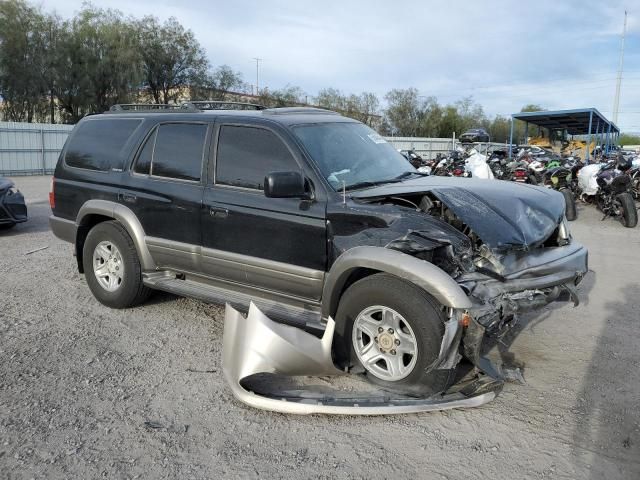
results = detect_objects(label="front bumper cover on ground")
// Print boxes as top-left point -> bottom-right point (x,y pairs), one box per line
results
222,303 -> 498,415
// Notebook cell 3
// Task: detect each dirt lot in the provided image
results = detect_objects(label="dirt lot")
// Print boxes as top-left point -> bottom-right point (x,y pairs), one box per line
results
1,175 -> 639,479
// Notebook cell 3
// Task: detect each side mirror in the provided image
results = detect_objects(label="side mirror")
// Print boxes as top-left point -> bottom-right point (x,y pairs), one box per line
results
264,171 -> 308,198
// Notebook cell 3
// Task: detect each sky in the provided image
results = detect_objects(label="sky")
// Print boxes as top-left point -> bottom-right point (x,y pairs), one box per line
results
44,0 -> 640,133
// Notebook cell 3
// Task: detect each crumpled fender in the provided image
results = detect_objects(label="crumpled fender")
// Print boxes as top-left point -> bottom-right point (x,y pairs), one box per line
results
322,246 -> 473,319
222,303 -> 497,415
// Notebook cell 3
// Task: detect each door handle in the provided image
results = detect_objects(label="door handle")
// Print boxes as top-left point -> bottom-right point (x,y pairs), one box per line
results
118,192 -> 137,203
210,206 -> 229,218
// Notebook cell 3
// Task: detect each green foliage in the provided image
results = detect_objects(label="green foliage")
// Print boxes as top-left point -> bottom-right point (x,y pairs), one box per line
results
55,5 -> 143,122
0,0 -> 56,121
137,16 -> 208,105
0,0 -> 224,122
619,134 -> 640,146
315,88 -> 380,127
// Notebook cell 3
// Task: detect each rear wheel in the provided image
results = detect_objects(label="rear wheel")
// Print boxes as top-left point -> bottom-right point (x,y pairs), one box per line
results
83,221 -> 151,308
334,273 -> 453,395
616,193 -> 638,228
562,189 -> 577,221
528,174 -> 539,185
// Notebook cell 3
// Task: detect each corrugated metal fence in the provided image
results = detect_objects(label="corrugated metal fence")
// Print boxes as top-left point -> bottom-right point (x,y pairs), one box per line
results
0,122 -> 73,176
0,122 -> 509,175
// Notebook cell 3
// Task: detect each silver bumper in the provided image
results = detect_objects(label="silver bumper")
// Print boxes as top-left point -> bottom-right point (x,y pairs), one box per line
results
222,303 -> 497,415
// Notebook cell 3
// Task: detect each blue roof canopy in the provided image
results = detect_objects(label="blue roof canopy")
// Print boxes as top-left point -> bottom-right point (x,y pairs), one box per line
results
511,108 -> 619,135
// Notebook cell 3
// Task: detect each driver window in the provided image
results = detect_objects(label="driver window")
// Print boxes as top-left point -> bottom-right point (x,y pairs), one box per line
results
216,125 -> 299,190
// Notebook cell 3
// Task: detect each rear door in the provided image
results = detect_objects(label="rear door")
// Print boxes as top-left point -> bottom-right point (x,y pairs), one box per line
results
121,121 -> 210,273
201,122 -> 327,300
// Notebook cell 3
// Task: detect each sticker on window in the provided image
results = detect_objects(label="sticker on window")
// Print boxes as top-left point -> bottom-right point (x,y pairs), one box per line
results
367,133 -> 387,144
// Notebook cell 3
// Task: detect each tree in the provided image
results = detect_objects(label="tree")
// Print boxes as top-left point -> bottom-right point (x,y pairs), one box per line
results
190,65 -> 245,100
54,5 -> 142,122
258,85 -> 306,107
521,104 -> 545,113
384,88 -> 422,136
138,16 -> 209,104
0,0 -> 53,122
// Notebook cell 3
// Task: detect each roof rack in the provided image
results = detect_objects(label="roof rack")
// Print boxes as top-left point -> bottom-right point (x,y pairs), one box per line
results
262,107 -> 339,115
109,104 -> 193,112
182,101 -> 266,111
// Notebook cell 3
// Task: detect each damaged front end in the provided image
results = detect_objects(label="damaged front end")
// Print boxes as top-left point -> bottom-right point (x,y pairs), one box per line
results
348,178 -> 588,379
223,302 -> 499,414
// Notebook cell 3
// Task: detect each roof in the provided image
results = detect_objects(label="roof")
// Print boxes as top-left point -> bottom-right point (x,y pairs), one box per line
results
98,106 -> 355,126
511,108 -> 619,135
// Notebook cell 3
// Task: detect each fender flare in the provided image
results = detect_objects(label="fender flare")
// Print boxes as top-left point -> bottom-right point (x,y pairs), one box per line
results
76,199 -> 156,271
321,246 -> 472,318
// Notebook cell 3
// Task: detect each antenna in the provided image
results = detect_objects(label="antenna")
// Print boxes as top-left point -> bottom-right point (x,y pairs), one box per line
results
612,10 -> 627,125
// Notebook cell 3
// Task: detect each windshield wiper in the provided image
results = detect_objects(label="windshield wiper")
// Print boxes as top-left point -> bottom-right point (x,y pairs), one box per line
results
343,178 -> 403,191
394,171 -> 430,179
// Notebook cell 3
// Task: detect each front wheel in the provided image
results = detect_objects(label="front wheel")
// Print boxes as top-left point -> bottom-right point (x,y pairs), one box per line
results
334,273 -> 453,395
615,193 -> 638,228
561,189 -> 577,221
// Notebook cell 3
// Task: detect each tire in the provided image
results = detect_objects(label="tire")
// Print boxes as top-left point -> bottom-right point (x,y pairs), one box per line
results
82,220 -> 151,308
334,273 -> 452,396
528,174 -> 538,185
562,189 -> 577,221
616,193 -> 638,228
0,222 -> 16,230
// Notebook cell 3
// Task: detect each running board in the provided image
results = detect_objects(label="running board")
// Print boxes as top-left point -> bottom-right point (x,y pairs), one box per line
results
143,272 -> 324,335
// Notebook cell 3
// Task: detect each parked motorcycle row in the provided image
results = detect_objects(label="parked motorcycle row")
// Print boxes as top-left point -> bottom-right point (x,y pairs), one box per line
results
399,146 -> 640,228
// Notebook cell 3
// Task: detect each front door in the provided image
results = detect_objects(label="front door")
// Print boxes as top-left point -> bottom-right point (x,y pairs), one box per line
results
201,123 -> 326,300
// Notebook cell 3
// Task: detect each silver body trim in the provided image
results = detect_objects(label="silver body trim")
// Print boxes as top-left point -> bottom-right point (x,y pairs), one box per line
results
322,246 -> 473,318
222,303 -> 496,415
49,215 -> 77,243
201,245 -> 324,300
76,200 -> 156,270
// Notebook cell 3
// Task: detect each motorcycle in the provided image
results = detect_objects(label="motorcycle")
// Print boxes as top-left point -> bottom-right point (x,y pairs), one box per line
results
577,156 -> 638,228
543,166 -> 577,221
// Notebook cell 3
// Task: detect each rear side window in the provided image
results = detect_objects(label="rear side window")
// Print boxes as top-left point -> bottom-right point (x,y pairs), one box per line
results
65,119 -> 141,171
133,123 -> 207,181
216,125 -> 298,189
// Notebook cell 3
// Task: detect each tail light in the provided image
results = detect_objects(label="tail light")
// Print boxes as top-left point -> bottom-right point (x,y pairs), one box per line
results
49,177 -> 55,209
514,170 -> 527,177
453,168 -> 463,176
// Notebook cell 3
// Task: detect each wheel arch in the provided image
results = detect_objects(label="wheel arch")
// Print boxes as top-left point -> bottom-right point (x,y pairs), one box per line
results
75,200 -> 155,273
321,246 -> 472,319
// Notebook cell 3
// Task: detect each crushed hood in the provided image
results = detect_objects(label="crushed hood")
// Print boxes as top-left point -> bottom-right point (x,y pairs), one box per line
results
350,176 -> 565,251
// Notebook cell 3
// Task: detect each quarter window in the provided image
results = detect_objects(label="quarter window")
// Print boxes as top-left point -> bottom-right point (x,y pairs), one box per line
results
216,125 -> 298,189
65,119 -> 141,171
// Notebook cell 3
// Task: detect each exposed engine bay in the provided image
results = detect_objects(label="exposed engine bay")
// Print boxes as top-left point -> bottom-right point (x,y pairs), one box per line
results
343,181 -> 588,378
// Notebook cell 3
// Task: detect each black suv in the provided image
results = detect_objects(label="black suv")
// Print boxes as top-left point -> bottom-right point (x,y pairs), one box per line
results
50,105 -> 588,394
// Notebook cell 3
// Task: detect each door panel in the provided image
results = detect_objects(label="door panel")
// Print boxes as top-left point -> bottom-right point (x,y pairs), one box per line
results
202,187 -> 326,299
201,123 -> 327,300
120,121 -> 209,272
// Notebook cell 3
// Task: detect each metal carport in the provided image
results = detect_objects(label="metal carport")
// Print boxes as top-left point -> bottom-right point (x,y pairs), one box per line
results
508,108 -> 620,162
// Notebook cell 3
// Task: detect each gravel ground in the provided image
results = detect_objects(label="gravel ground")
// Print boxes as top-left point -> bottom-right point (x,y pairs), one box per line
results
1,175 -> 639,480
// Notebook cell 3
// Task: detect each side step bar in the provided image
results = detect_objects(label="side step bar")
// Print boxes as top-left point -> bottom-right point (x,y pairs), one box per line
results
143,272 -> 325,335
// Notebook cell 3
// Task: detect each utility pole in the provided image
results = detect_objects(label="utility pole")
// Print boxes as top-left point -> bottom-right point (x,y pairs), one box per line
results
252,58 -> 262,95
612,10 -> 627,125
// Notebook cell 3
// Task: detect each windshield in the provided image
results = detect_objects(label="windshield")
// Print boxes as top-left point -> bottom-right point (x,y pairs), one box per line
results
292,122 -> 414,190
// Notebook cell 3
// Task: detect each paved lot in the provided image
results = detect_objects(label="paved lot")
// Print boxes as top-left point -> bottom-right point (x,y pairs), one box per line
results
1,175 -> 639,479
